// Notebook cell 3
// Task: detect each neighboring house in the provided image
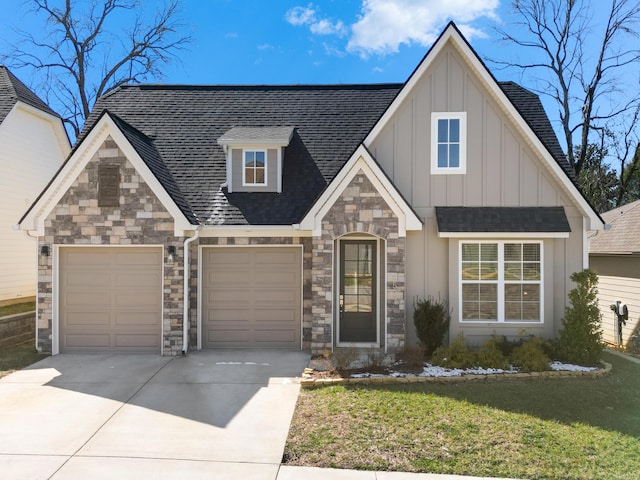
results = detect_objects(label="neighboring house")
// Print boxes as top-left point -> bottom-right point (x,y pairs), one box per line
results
589,199 -> 640,347
19,23 -> 603,356
0,66 -> 70,303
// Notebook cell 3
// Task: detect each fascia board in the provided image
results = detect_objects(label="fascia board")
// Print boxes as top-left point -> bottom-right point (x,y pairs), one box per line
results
438,231 -> 570,239
364,24 -> 603,231
300,145 -> 422,237
20,113 -> 192,236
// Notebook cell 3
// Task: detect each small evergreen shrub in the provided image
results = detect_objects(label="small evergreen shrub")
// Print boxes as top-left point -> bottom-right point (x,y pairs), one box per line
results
475,335 -> 510,369
413,296 -> 451,357
431,334 -> 476,369
557,269 -> 604,366
511,336 -> 551,372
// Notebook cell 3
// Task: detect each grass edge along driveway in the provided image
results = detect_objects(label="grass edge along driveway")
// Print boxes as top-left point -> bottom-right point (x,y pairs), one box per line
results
285,351 -> 640,480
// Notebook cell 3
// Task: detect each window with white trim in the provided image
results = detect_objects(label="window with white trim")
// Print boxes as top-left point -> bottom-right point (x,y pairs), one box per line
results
243,150 -> 267,186
460,241 -> 542,323
431,112 -> 466,174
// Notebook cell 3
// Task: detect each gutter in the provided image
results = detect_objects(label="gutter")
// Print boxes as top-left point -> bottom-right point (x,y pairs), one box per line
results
182,227 -> 201,355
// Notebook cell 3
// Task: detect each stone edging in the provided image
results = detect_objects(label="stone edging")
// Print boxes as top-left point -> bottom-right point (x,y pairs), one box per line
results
299,361 -> 612,389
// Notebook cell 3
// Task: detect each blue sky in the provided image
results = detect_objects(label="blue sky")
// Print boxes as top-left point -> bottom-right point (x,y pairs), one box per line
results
0,0 -> 626,147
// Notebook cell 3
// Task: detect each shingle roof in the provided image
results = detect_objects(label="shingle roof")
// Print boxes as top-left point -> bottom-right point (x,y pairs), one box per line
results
81,84 -> 403,225
218,126 -> 294,145
589,199 -> 640,254
435,207 -> 571,233
76,79 -> 571,227
0,65 -> 58,124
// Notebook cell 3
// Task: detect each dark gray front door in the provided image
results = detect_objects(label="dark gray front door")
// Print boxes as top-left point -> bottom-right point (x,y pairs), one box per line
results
339,240 -> 377,343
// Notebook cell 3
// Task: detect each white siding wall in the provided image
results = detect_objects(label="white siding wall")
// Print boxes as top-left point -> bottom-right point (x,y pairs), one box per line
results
0,105 -> 67,301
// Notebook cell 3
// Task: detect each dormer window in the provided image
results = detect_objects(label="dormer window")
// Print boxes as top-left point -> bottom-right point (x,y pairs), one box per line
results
243,150 -> 267,186
218,126 -> 294,193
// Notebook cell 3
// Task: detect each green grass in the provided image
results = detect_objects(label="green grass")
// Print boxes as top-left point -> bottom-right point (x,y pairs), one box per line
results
0,342 -> 48,379
0,301 -> 36,317
285,351 -> 640,479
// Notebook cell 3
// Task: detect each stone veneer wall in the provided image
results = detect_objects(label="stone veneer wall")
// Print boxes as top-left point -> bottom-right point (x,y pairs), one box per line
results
311,170 -> 406,355
193,237 -> 313,349
38,137 -> 185,355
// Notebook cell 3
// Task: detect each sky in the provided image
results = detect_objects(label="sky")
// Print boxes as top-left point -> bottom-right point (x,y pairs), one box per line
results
0,0 -> 628,147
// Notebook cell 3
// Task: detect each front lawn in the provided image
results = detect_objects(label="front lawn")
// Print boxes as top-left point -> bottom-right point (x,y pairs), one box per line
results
0,343 -> 48,379
285,351 -> 640,480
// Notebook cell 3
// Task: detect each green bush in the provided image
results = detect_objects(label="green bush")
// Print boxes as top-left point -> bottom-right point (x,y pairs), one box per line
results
475,336 -> 510,369
557,269 -> 604,366
413,296 -> 451,357
431,334 -> 476,369
511,336 -> 551,372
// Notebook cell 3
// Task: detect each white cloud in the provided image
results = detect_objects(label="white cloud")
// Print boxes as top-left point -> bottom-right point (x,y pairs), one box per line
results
285,5 -> 316,26
285,4 -> 348,37
346,0 -> 499,57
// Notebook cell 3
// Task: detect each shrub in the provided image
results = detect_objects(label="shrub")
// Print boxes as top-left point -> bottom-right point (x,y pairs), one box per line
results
475,336 -> 510,369
396,344 -> 426,369
557,269 -> 604,366
511,336 -> 551,372
431,334 -> 476,369
413,296 -> 451,357
364,348 -> 388,371
331,347 -> 360,371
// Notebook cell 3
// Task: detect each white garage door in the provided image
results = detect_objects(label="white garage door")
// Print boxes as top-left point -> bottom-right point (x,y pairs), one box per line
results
59,247 -> 162,353
201,246 -> 302,348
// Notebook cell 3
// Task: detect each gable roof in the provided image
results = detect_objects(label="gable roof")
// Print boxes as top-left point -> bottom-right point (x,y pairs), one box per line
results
590,200 -> 640,254
0,65 -> 58,124
365,22 -> 601,230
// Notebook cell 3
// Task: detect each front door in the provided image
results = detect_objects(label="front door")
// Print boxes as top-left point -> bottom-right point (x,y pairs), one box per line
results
339,240 -> 377,343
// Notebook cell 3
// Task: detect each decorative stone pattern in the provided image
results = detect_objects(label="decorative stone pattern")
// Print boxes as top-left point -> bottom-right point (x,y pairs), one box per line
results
38,137 -> 185,355
194,236 -> 313,348
311,169 -> 406,354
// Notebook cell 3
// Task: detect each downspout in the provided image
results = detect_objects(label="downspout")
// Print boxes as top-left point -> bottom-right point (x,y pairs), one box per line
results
182,227 -> 201,355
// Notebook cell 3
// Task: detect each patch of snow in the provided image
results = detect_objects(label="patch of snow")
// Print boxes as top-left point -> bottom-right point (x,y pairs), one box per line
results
549,361 -> 598,372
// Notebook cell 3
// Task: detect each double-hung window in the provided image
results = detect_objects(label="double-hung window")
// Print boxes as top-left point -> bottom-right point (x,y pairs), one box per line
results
243,150 -> 266,186
461,241 -> 542,323
431,112 -> 466,174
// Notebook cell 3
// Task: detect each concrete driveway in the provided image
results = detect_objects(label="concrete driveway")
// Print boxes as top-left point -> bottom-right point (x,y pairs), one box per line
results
0,349 -> 309,479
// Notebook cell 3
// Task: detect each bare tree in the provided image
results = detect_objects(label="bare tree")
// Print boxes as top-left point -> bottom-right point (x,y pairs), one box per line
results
5,0 -> 190,138
492,0 -> 640,201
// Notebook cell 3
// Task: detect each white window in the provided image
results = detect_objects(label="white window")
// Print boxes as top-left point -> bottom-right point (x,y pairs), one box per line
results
431,112 -> 466,174
243,149 -> 267,186
460,241 -> 542,323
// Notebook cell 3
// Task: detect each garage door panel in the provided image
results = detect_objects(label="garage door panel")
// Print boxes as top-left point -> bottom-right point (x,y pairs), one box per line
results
115,271 -> 162,287
59,247 -> 162,353
114,334 -> 159,348
115,250 -> 161,265
210,270 -> 250,285
64,312 -> 110,327
254,251 -> 299,265
114,312 -> 159,326
253,270 -> 297,285
114,292 -> 161,308
64,251 -> 112,266
64,292 -> 111,307
65,271 -> 111,288
254,289 -> 299,303
64,334 -> 110,348
202,247 -> 301,348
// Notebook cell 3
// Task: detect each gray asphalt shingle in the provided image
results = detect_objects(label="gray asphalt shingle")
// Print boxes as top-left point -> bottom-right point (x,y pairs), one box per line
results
0,65 -> 58,124
435,206 -> 572,233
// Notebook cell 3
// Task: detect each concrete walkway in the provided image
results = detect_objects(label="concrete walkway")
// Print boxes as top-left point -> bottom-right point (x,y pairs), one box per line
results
0,350 -> 515,480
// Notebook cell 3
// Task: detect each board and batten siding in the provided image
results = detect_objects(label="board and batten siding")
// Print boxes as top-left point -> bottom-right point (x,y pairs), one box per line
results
367,42 -> 586,345
590,255 -> 640,347
0,105 -> 68,302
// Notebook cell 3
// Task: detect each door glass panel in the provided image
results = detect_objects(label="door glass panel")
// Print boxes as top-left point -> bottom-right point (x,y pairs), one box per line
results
340,240 -> 377,342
